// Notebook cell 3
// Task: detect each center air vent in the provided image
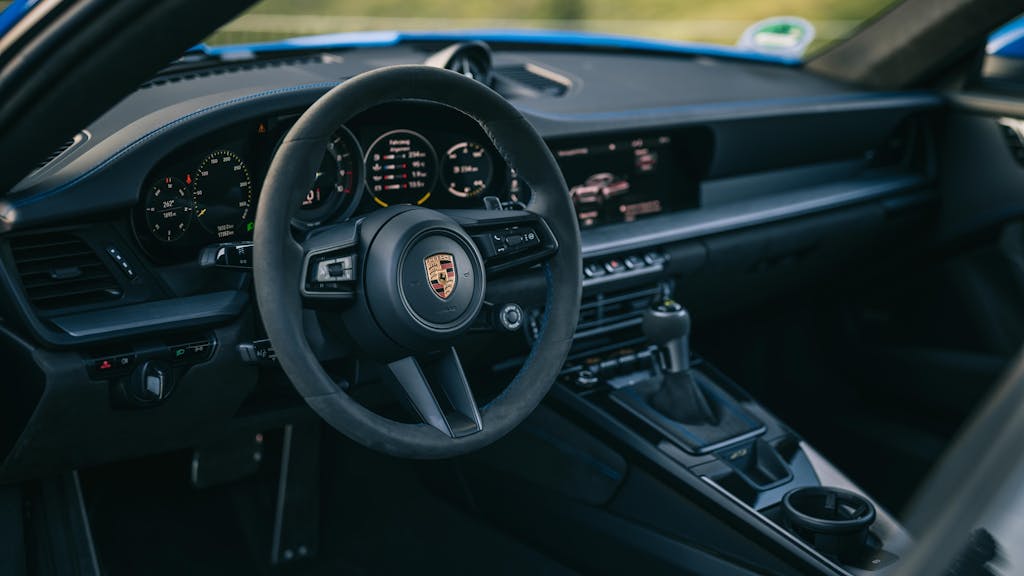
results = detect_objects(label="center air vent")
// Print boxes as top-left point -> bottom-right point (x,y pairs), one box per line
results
493,63 -> 571,98
10,233 -> 122,311
424,41 -> 494,86
576,283 -> 664,337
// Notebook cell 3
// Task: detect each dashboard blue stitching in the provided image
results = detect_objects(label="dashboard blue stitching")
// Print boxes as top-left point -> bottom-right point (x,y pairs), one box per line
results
10,81 -> 341,209
519,91 -> 944,122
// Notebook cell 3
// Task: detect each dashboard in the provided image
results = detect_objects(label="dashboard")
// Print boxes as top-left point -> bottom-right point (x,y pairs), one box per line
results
0,40 -> 940,486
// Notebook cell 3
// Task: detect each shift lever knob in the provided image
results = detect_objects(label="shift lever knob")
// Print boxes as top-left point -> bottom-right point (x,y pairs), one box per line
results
642,299 -> 691,373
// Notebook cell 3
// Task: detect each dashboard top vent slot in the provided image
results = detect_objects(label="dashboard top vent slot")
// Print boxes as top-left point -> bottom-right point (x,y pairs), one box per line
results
139,53 -> 339,89
9,233 -> 122,311
30,131 -> 89,175
493,63 -> 571,98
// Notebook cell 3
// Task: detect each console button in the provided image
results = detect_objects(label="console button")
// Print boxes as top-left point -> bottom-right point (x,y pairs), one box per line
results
574,370 -> 600,389
643,251 -> 667,266
497,303 -> 524,331
169,339 -> 215,364
583,263 -> 606,278
105,246 -> 136,279
129,361 -> 172,403
599,358 -> 621,375
604,259 -> 624,274
624,255 -> 645,270
88,353 -> 134,378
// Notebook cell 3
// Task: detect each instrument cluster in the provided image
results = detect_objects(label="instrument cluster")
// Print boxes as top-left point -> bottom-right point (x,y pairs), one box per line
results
134,103 -> 527,261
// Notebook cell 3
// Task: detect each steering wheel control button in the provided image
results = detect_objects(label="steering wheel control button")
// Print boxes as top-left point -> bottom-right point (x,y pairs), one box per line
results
315,255 -> 354,282
474,226 -> 541,259
497,303 -> 524,331
305,251 -> 357,295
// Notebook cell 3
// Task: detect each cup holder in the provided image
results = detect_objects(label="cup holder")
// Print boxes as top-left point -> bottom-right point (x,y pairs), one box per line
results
782,486 -> 876,563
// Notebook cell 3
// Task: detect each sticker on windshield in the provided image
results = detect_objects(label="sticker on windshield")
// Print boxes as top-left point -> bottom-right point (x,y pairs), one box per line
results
738,16 -> 816,59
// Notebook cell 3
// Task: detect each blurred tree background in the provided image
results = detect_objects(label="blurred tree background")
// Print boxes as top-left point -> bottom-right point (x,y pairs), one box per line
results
0,0 -> 896,54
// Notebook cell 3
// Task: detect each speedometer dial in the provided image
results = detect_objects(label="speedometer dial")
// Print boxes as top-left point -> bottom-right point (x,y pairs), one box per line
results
192,150 -> 253,239
442,141 -> 493,198
144,177 -> 193,242
364,129 -> 436,207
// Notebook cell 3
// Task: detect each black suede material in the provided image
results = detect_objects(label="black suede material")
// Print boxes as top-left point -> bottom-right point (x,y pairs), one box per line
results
648,370 -> 717,425
254,66 -> 581,458
611,370 -> 765,455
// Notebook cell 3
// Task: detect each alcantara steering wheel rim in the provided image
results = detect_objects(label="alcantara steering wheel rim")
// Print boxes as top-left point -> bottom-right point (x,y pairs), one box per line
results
253,65 -> 582,459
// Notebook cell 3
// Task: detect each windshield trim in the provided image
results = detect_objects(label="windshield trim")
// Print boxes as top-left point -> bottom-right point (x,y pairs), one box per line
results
196,29 -> 801,66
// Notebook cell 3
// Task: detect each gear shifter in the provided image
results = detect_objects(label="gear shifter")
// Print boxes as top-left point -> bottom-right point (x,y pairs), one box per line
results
643,299 -> 717,425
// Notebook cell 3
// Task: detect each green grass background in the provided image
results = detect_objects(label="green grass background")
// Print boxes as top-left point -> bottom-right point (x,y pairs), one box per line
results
1,0 -> 897,54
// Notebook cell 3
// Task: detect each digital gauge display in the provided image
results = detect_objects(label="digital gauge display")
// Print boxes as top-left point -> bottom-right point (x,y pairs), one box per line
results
442,141 -> 493,198
364,129 -> 436,207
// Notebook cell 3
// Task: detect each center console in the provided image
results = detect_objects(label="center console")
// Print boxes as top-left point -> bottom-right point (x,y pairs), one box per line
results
483,248 -> 911,576
534,286 -> 910,575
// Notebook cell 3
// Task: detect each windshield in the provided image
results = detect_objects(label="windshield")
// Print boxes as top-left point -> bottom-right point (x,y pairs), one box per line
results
199,0 -> 899,59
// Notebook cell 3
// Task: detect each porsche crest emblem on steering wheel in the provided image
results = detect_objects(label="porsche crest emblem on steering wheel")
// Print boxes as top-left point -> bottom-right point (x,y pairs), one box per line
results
424,253 -> 456,300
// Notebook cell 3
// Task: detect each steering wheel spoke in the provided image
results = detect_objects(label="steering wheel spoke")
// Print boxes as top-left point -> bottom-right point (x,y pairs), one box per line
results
386,348 -> 483,438
441,209 -> 558,274
299,221 -> 360,302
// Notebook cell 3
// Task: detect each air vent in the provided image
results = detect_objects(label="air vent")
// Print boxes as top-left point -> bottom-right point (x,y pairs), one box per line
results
493,63 -> 571,98
10,233 -> 122,311
424,41 -> 493,86
139,54 -> 338,89
576,283 -> 663,335
31,131 -> 88,174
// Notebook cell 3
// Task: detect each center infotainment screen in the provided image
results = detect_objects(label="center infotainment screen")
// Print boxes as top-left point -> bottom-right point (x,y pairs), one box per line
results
553,134 -> 680,229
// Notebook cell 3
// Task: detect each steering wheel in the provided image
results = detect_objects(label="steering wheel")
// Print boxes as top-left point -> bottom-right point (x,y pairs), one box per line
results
253,65 -> 582,459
